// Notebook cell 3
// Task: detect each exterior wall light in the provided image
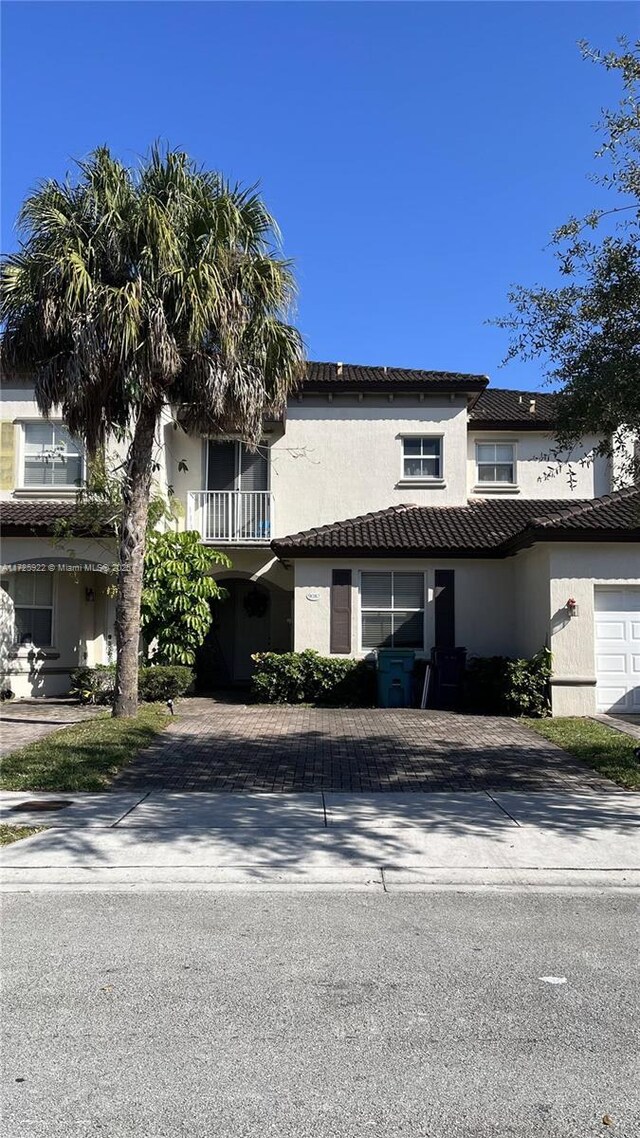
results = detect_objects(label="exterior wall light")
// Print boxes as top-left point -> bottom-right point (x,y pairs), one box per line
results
85,588 -> 95,602
566,597 -> 578,618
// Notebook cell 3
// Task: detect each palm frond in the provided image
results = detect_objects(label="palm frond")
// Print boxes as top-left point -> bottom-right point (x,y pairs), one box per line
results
1,143 -> 306,455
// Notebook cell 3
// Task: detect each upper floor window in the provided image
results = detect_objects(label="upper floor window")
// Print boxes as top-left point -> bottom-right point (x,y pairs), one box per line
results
2,573 -> 54,646
361,571 -> 424,650
476,442 -> 516,485
22,422 -> 83,488
402,436 -> 442,480
207,439 -> 268,491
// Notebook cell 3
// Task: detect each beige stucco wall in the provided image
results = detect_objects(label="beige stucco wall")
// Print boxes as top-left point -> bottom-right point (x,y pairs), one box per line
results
164,396 -> 471,536
467,431 -> 611,500
547,543 -> 640,716
0,536 -> 117,698
3,385 -> 618,540
293,557 -> 515,660
293,545 -> 640,717
169,409 -> 615,542
274,397 -> 469,534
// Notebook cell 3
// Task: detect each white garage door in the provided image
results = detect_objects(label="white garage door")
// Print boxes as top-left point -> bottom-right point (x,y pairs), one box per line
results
594,587 -> 640,713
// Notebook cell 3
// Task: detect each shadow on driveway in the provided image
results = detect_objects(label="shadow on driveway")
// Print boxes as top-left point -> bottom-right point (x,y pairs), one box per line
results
112,701 -> 616,794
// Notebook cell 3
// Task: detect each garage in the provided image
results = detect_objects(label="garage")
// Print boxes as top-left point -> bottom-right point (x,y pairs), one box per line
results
594,587 -> 640,713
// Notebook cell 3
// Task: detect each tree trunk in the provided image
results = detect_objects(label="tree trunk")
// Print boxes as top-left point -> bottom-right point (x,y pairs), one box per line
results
112,401 -> 159,718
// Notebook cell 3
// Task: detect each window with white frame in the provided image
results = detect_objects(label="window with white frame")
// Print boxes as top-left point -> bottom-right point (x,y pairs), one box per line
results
22,422 -> 83,488
4,574 -> 54,646
476,442 -> 516,484
361,572 -> 424,650
402,436 -> 442,480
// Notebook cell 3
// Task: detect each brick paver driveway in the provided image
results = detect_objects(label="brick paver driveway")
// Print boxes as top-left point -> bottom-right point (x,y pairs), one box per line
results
113,698 -> 612,793
0,701 -> 99,758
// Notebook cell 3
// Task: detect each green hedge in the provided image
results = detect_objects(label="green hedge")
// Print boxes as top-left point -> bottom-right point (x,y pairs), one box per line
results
70,664 -> 194,705
463,648 -> 552,717
251,651 -> 376,706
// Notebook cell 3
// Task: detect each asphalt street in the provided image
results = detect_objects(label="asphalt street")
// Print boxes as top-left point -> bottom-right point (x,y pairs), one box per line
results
2,889 -> 639,1137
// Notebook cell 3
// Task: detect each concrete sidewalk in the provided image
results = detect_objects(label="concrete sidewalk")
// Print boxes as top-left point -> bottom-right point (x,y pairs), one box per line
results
2,788 -> 639,891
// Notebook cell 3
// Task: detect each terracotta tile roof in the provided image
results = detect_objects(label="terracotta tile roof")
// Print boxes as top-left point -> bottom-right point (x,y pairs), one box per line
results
302,361 -> 489,393
469,388 -> 557,429
0,499 -> 79,534
272,488 -> 640,558
299,365 -> 555,429
532,485 -> 640,531
0,499 -> 113,537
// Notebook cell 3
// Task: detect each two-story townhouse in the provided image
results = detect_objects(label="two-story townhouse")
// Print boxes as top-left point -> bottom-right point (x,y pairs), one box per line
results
1,361 -> 638,713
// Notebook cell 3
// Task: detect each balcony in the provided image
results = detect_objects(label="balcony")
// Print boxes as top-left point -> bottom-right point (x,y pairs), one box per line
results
187,491 -> 274,544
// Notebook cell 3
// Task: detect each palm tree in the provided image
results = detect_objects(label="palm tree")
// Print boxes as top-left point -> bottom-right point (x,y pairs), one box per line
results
1,146 -> 305,716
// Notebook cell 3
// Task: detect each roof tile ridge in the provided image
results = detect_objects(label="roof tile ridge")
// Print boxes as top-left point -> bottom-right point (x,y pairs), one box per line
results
306,360 -> 489,380
533,486 -> 639,528
279,503 -> 416,543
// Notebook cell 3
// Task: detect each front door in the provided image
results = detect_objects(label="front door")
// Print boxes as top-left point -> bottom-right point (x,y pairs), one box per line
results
196,579 -> 271,689
233,581 -> 271,683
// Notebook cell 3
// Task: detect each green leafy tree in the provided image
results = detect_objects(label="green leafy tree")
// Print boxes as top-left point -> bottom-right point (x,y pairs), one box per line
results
1,146 -> 305,716
141,531 -> 229,666
496,39 -> 640,483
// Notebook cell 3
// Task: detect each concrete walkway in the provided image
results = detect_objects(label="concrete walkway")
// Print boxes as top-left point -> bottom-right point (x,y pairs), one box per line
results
113,699 -> 613,792
2,788 -> 639,891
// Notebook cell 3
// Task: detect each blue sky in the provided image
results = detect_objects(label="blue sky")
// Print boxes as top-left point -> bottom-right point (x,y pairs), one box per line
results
2,1 -> 635,390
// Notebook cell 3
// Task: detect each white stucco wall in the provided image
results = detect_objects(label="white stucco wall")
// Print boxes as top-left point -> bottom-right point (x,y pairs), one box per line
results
547,543 -> 640,716
293,558 -> 515,660
467,431 -> 611,500
512,546 -> 551,659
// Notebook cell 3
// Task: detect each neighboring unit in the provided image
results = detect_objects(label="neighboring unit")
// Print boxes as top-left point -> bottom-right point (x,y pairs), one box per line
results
1,361 -> 638,714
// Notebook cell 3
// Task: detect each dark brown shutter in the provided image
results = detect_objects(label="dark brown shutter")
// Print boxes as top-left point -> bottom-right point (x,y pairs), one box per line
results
330,569 -> 352,654
434,570 -> 455,648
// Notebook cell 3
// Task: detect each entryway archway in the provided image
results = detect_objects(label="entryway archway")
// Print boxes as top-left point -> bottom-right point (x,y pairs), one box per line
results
195,575 -> 291,690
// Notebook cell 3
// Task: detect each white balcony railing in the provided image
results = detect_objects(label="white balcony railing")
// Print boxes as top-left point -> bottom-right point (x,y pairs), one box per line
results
187,491 -> 274,543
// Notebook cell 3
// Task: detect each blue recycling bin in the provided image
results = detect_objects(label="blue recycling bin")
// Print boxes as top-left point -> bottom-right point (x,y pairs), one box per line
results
377,649 -> 416,708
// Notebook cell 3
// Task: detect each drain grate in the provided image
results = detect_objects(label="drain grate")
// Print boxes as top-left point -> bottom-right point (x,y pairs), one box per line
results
9,799 -> 74,812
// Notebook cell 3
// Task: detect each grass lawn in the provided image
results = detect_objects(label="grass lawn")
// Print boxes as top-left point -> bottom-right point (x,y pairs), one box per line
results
0,823 -> 46,846
0,704 -> 170,792
526,717 -> 640,790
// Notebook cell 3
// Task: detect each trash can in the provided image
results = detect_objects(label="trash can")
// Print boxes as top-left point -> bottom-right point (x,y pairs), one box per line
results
377,649 -> 416,708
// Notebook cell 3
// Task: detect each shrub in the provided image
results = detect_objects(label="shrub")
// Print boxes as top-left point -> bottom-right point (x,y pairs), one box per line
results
463,648 -> 552,717
70,664 -> 116,705
138,666 -> 194,703
71,664 -> 193,705
142,530 -> 230,666
251,650 -> 376,706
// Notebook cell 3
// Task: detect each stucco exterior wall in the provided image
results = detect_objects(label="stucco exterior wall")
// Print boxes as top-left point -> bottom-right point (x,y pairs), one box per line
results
467,431 -> 611,500
512,546 -> 551,659
1,381 -> 144,501
3,385 -> 616,539
0,536 -> 117,698
272,397 -> 469,534
547,543 -> 640,716
293,558 -> 515,660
